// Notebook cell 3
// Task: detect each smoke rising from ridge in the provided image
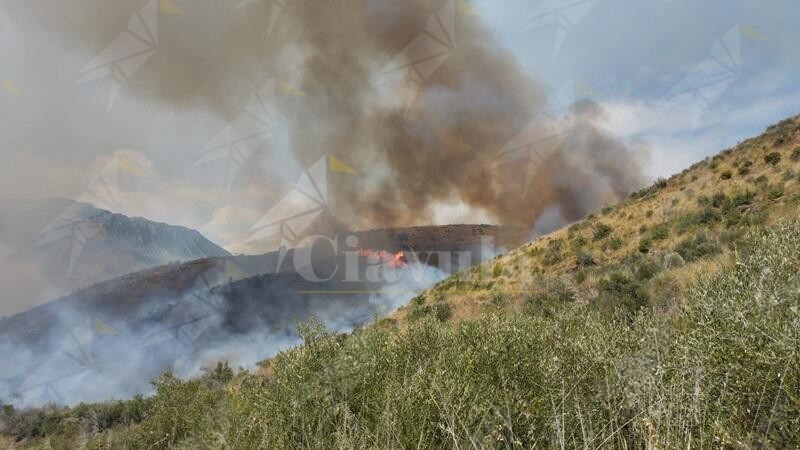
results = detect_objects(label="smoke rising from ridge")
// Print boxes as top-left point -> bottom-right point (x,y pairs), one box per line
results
7,0 -> 649,233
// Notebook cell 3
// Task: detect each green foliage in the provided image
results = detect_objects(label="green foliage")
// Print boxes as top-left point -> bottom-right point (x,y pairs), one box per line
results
638,237 -> 652,254
8,222 -> 800,449
630,177 -> 667,199
674,233 -> 721,262
492,264 -> 503,278
720,170 -> 732,180
542,239 -> 564,266
575,250 -> 596,267
603,236 -> 623,252
768,183 -> 785,200
570,234 -> 587,251
649,222 -> 670,241
598,272 -> 650,314
409,301 -> 452,323
764,151 -> 782,165
792,147 -> 800,161
592,222 -> 613,241
523,279 -> 575,318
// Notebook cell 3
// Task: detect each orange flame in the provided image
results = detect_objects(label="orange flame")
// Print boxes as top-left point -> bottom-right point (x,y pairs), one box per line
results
356,248 -> 407,268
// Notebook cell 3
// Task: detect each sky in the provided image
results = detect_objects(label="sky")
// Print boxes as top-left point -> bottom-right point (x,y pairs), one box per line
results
0,0 -> 798,252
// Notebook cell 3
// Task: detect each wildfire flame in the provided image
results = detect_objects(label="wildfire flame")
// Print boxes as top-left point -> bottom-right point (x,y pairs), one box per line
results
356,248 -> 408,268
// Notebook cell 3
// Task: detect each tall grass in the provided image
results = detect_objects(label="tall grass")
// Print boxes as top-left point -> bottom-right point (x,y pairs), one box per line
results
7,222 -> 800,449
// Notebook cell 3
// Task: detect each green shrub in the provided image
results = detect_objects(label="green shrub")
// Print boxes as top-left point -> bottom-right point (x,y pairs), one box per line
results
638,237 -> 652,254
649,222 -> 670,241
764,151 -> 782,165
523,279 -> 575,317
674,233 -> 721,262
635,259 -> 661,281
592,222 -> 613,241
792,147 -> 800,161
598,272 -> 650,314
720,170 -> 732,180
492,264 -> 503,278
711,192 -> 728,208
408,301 -> 452,322
576,250 -> 596,267
605,236 -> 623,251
570,234 -> 587,250
768,184 -> 785,200
630,177 -> 667,199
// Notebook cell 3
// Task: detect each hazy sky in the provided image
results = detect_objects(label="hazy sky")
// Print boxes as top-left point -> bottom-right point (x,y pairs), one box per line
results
0,0 -> 798,251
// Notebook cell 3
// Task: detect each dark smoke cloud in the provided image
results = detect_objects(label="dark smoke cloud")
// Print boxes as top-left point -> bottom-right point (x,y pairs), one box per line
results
7,0 -> 648,232
275,0 -> 649,230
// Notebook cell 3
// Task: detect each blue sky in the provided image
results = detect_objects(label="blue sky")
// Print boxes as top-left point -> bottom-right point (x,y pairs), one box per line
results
473,0 -> 800,177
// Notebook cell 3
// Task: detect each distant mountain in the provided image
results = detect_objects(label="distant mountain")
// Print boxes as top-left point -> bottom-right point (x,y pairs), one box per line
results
0,198 -> 231,317
0,224 -> 528,406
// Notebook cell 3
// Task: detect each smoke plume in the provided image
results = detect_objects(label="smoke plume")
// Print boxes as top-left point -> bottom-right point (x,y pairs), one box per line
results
7,0 -> 649,232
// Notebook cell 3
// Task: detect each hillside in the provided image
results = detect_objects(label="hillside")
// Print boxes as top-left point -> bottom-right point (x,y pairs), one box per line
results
0,224 -> 527,407
0,199 -> 231,317
2,116 -> 799,448
394,115 -> 800,325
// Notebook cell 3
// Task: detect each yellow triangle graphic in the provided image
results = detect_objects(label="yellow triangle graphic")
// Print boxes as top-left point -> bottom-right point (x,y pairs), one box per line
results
458,0 -> 477,16
160,0 -> 185,15
576,79 -> 599,97
118,156 -> 145,176
329,154 -> 356,174
279,80 -> 305,96
3,79 -> 26,95
742,23 -> 766,41
95,318 -> 119,335
223,260 -> 251,282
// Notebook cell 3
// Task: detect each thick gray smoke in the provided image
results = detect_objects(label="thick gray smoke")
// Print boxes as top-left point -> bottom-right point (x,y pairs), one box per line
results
5,0 -> 649,231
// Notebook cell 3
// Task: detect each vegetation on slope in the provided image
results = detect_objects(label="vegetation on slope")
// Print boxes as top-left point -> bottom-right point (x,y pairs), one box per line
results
2,117 -> 800,449
397,115 -> 800,325
3,220 -> 799,449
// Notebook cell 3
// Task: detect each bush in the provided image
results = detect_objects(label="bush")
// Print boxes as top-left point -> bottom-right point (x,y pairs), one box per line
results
630,177 -> 668,199
604,236 -> 623,251
592,222 -> 613,241
638,237 -> 652,254
598,272 -> 649,314
576,250 -> 596,267
764,151 -> 782,165
542,239 -> 564,266
649,222 -> 670,241
720,170 -> 732,180
635,259 -> 661,281
523,279 -> 575,317
792,147 -> 800,161
674,233 -> 721,262
492,264 -> 503,278
768,184 -> 785,200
